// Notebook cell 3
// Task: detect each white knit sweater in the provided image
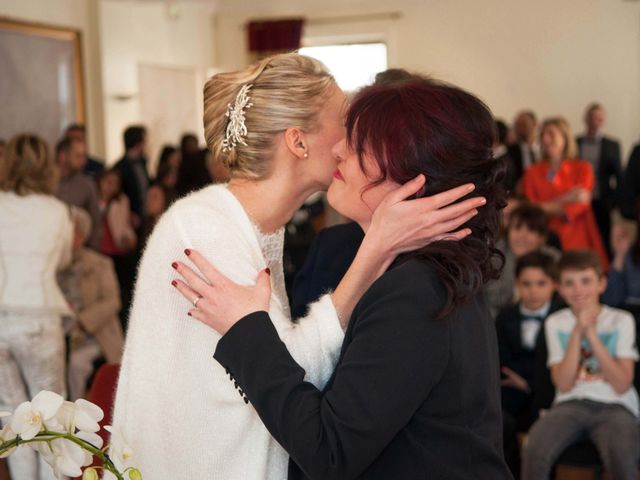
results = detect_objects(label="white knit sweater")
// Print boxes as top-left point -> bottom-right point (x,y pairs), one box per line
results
111,185 -> 344,479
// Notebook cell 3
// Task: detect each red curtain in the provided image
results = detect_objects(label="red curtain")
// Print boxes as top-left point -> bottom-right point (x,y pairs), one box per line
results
247,18 -> 304,59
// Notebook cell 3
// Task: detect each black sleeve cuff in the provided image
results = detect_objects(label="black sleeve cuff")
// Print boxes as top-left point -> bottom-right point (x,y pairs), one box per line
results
213,310 -> 307,408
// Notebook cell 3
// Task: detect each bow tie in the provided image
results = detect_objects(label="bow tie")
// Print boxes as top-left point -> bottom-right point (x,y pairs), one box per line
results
522,315 -> 544,322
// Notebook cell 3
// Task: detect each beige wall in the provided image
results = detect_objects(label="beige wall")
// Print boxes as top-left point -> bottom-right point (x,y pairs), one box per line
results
0,0 -> 106,158
100,0 -> 215,165
215,0 -> 640,160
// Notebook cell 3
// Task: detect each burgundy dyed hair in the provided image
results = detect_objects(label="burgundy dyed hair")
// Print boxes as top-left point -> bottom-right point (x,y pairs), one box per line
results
346,79 -> 506,318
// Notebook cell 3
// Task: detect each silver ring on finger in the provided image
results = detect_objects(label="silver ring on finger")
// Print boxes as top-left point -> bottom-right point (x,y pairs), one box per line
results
193,295 -> 203,308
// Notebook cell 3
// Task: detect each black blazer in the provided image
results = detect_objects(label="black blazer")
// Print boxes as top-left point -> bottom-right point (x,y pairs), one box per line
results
113,155 -> 150,218
290,222 -> 364,320
506,144 -> 525,190
619,144 -> 640,220
495,297 -> 564,387
216,258 -> 513,480
576,135 -> 622,209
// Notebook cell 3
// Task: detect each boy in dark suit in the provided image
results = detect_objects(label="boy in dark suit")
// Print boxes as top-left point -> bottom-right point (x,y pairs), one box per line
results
496,250 -> 562,477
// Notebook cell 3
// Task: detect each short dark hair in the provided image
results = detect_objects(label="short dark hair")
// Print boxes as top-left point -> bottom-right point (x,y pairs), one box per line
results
558,249 -> 604,278
55,136 -> 82,156
519,110 -> 537,124
374,68 -> 420,85
509,203 -> 549,236
124,125 -> 146,150
180,133 -> 198,153
65,123 -> 86,134
516,250 -> 558,281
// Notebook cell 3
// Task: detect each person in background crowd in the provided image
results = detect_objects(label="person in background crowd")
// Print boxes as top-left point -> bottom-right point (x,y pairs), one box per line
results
522,250 -> 639,480
0,134 -> 72,480
97,168 -> 137,330
576,103 -> 622,258
113,125 -> 150,227
175,147 -> 212,198
140,182 -> 169,248
494,120 -> 516,194
602,222 -> 640,309
496,251 -> 563,478
523,117 -> 609,270
65,123 -> 105,177
507,110 -> 541,184
155,145 -> 180,205
58,207 -> 123,400
180,133 -> 199,157
55,136 -> 102,250
619,140 -> 640,221
486,203 -> 560,317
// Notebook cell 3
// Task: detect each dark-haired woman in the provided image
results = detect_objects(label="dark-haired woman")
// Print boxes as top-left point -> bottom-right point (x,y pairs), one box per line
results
173,79 -> 513,479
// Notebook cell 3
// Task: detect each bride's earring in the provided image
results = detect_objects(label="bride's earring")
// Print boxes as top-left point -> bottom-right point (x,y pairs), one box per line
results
303,152 -> 309,158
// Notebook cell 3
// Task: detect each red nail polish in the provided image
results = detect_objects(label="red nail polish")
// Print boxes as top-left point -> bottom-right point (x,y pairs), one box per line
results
184,249 -> 191,256
188,312 -> 192,317
171,262 -> 178,269
171,280 -> 177,287
265,268 -> 271,275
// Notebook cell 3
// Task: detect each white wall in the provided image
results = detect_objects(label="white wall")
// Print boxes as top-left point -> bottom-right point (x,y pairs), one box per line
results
214,0 -> 640,160
0,0 -> 106,158
100,0 -> 215,165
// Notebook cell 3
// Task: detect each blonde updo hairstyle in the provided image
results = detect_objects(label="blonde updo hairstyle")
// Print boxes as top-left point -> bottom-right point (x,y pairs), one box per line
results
204,53 -> 337,179
0,133 -> 59,196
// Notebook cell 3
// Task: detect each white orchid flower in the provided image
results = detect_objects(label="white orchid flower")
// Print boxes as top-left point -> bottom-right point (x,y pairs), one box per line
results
76,430 -> 104,466
104,425 -> 133,470
73,399 -> 104,433
52,400 -> 103,435
10,391 -> 64,440
50,438 -> 85,478
0,419 -> 17,459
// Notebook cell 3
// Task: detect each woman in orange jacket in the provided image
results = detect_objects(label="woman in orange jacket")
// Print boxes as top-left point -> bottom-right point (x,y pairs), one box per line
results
523,117 -> 609,270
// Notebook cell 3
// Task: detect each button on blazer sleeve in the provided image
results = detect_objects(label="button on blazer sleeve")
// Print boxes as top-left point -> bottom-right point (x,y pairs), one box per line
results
215,263 -> 450,480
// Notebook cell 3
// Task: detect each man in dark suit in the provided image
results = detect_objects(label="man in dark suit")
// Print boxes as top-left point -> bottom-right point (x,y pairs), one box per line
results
290,221 -> 364,320
507,110 -> 540,191
113,125 -> 150,227
619,142 -> 640,220
112,125 -> 149,329
576,103 -> 622,257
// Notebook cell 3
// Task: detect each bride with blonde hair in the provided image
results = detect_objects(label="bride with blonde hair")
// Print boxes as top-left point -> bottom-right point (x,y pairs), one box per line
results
111,53 -> 483,478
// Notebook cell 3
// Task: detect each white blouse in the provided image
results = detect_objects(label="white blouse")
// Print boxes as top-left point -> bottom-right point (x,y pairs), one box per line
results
0,192 -> 72,315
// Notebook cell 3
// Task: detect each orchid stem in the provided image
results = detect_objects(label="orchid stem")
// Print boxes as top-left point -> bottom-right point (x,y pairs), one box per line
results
0,432 -> 125,480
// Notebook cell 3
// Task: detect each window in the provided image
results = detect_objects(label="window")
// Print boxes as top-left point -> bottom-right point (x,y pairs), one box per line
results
299,43 -> 388,92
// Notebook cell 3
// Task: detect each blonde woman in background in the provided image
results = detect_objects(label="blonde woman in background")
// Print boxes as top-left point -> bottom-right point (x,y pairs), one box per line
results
523,117 -> 609,269
112,54 -> 484,478
0,134 -> 73,480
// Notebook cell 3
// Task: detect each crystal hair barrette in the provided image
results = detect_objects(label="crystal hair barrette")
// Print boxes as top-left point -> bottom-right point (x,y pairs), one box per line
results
222,84 -> 253,152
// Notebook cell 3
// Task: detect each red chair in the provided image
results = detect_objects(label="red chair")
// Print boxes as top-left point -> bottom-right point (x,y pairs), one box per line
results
78,364 -> 121,478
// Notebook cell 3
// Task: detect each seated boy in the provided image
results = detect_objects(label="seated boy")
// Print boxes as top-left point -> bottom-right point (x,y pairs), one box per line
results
487,202 -> 560,316
496,251 -> 562,477
522,249 -> 639,480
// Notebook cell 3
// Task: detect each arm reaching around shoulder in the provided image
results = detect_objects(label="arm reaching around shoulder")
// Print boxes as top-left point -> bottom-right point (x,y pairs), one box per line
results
172,175 -> 485,334
213,265 -> 449,480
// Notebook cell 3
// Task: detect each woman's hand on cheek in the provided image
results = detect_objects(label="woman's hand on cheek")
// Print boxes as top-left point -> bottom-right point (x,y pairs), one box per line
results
171,249 -> 272,335
366,174 -> 486,257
